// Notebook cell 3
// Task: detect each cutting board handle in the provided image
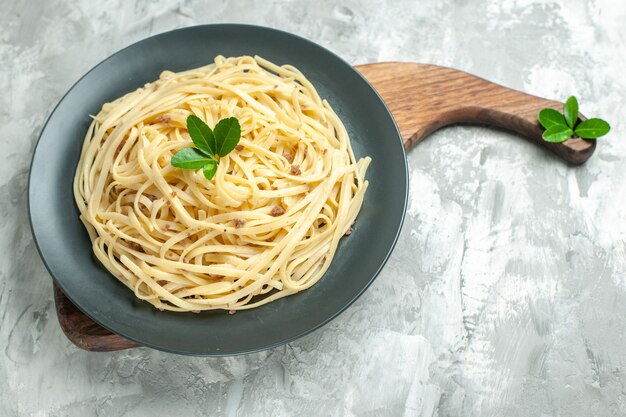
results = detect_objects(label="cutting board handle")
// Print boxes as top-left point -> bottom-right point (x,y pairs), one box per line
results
356,62 -> 595,165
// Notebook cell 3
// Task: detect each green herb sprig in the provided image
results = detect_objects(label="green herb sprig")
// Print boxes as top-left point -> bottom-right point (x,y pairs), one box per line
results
538,96 -> 610,143
171,115 -> 241,180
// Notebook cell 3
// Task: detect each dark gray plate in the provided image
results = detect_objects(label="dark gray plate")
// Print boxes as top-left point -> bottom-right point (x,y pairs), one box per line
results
29,24 -> 407,356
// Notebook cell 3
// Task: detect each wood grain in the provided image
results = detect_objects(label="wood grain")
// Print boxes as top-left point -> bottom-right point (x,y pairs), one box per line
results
357,62 -> 595,164
54,285 -> 139,351
53,62 -> 597,352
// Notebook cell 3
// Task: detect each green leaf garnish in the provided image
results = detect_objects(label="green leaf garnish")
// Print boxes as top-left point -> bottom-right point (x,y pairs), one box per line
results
538,108 -> 567,129
537,96 -> 610,143
213,117 -> 242,157
187,115 -> 216,156
170,116 -> 241,180
563,96 -> 579,128
542,125 -> 574,143
575,118 -> 611,139
171,148 -> 214,169
202,159 -> 219,180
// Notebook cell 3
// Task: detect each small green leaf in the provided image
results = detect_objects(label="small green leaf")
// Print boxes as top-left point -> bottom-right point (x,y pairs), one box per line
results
172,117 -> 241,181
538,108 -> 567,129
563,96 -> 579,128
171,148 -> 214,169
213,117 -> 241,157
202,159 -> 218,180
542,125 -> 574,143
575,118 -> 611,139
187,115 -> 216,156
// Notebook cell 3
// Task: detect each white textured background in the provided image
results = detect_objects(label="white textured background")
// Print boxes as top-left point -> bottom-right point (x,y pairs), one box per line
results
2,1 -> 626,416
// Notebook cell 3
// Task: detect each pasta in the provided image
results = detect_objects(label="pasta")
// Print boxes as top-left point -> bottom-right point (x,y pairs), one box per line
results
73,55 -> 370,312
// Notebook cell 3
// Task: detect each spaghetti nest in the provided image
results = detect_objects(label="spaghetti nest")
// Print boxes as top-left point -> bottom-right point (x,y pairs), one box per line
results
74,55 -> 370,312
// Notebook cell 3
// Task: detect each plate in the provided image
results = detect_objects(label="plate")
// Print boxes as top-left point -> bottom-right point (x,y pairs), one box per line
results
29,24 -> 407,355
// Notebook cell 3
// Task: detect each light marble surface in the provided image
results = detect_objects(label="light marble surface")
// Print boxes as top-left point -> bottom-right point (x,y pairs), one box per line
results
2,0 -> 625,416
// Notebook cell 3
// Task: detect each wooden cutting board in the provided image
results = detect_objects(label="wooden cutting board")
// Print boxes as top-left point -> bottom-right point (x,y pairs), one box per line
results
53,62 -> 596,352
